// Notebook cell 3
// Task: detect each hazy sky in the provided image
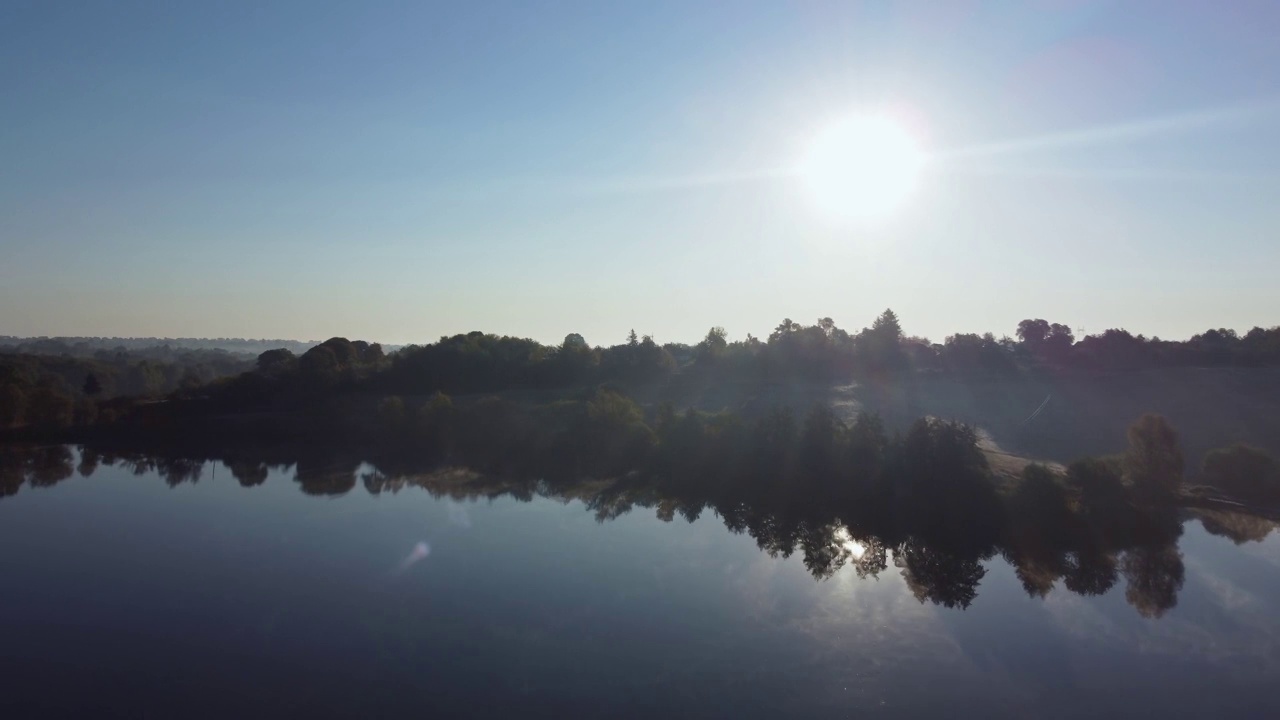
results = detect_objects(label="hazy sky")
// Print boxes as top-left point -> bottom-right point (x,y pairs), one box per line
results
3,1 -> 1279,345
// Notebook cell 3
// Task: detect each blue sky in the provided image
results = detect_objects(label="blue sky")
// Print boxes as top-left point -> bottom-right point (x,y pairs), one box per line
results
3,0 -> 1279,345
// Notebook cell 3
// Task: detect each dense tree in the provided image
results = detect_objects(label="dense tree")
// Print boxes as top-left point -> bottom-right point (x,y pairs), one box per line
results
798,403 -> 842,482
1017,319 -> 1051,347
1015,319 -> 1074,364
26,384 -> 74,430
1200,445 -> 1280,505
377,396 -> 408,432
299,345 -> 341,389
256,349 -> 297,375
127,361 -> 166,397
857,309 -> 906,373
76,447 -> 100,477
1062,545 -> 1119,597
1074,329 -> 1151,368
580,388 -> 655,475
769,318 -> 799,343
1197,509 -> 1275,545
846,411 -> 887,492
941,333 -> 1015,374
895,418 -> 1002,550
695,327 -> 728,364
294,455 -> 359,496
74,397 -> 98,426
1122,543 -> 1185,619
354,341 -> 385,365
897,541 -> 986,609
319,337 -> 360,367
0,348 -> 250,404
871,308 -> 902,341
553,333 -> 598,383
1066,456 -> 1127,523
1125,414 -> 1184,503
26,446 -> 75,487
0,384 -> 26,428
1043,323 -> 1075,362
229,460 -> 270,487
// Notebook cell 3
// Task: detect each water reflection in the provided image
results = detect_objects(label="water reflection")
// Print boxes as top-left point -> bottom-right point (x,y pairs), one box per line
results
4,441 -> 1272,621
1,444 -> 72,494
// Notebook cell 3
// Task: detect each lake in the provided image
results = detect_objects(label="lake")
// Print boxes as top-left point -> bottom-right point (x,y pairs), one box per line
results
2,446 -> 1279,718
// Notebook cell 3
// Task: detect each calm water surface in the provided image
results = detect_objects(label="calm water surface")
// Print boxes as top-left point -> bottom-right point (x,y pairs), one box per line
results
2,448 -> 1279,718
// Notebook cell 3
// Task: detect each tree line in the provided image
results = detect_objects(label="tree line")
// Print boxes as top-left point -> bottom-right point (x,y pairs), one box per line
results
221,311 -> 1280,405
5,309 -> 1280,434
0,349 -> 256,431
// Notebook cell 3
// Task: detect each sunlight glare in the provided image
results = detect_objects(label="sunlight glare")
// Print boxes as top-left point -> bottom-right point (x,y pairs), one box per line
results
834,527 -> 867,560
799,114 -> 926,222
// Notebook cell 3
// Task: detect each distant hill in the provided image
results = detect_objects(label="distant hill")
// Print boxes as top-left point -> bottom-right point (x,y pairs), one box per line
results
0,337 -> 320,357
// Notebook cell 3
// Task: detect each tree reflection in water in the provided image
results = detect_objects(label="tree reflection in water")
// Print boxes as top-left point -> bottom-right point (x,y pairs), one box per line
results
0,432 -> 1272,619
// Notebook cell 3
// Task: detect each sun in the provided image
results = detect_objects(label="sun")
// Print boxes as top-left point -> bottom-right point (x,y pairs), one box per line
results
799,114 -> 926,221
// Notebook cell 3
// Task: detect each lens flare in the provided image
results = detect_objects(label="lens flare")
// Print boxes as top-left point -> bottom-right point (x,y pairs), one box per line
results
396,541 -> 431,573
